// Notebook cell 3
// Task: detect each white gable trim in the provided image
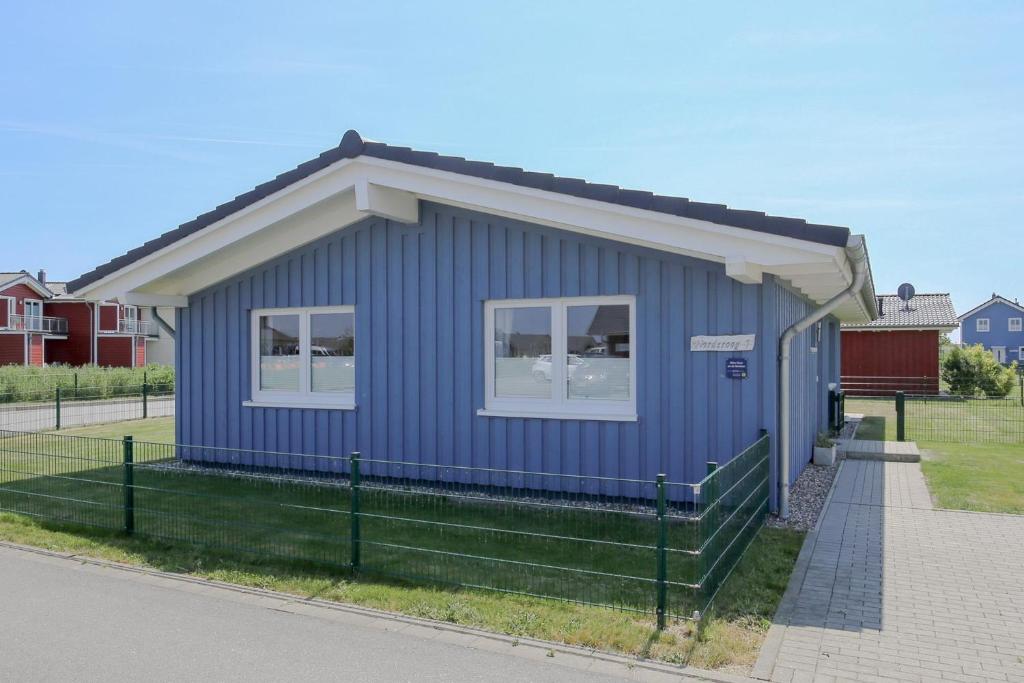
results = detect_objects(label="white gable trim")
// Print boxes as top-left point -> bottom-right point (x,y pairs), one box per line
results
957,295 -> 1024,321
71,156 -> 873,322
0,274 -> 54,300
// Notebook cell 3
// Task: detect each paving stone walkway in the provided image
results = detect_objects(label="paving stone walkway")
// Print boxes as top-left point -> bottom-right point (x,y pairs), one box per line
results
756,460 -> 1024,683
839,440 -> 921,463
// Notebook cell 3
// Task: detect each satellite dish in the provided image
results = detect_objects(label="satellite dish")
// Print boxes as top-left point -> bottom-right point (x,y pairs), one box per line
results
897,283 -> 915,312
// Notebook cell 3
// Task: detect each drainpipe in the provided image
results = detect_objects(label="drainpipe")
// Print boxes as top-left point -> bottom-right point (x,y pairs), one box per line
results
92,302 -> 99,365
779,235 -> 869,519
150,307 -> 175,340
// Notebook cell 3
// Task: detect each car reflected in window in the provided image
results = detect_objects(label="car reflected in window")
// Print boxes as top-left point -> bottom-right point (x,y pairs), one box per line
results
531,354 -> 583,382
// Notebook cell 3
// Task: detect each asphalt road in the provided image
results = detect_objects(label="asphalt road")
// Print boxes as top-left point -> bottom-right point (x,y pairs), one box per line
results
0,546 -> 637,682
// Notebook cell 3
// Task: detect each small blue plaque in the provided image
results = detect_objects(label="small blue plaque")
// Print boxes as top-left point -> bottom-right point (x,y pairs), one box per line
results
725,357 -> 748,379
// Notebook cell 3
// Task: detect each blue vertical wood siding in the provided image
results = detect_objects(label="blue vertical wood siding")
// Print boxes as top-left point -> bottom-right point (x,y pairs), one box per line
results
176,200 -> 837,499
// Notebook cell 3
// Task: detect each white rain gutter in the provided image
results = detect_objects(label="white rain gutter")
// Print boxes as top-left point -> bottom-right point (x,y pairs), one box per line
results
778,235 -> 869,519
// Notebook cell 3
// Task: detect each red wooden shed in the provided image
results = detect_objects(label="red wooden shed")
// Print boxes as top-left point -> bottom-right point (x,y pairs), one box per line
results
841,293 -> 958,395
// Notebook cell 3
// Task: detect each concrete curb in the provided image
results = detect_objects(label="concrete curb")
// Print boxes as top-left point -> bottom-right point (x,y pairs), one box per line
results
749,459 -> 845,681
0,540 -> 756,683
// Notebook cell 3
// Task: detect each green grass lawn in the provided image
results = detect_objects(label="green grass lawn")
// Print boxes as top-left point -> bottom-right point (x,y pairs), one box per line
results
0,418 -> 804,670
846,398 -> 1024,514
53,416 -> 176,442
846,397 -> 897,441
846,396 -> 1024,443
921,442 -> 1024,514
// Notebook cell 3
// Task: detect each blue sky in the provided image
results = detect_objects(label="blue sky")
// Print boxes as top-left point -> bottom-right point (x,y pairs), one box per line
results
2,2 -> 1022,320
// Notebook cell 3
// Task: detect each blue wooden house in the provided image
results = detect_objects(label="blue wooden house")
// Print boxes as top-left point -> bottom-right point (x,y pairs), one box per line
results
958,294 -> 1024,364
68,130 -> 877,516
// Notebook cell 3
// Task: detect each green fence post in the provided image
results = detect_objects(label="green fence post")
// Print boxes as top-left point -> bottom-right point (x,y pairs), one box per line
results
55,386 -> 61,430
655,473 -> 667,630
895,391 -> 905,442
700,460 -> 719,619
142,378 -> 149,419
123,436 -> 134,535
1019,366 -> 1023,407
350,451 -> 361,572
73,372 -> 79,399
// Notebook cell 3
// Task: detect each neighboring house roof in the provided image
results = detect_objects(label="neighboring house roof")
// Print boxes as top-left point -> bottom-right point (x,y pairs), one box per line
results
67,129 -> 877,323
842,293 -> 957,330
0,270 -> 55,299
45,281 -> 69,297
69,130 -> 851,293
956,294 -> 1024,321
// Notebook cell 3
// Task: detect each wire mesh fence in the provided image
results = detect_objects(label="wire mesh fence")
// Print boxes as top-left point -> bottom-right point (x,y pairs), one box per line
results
0,383 -> 175,432
904,395 -> 1024,444
844,391 -> 1024,444
0,428 -> 770,624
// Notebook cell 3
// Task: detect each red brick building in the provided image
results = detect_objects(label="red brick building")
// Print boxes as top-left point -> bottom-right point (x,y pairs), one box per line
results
0,270 -> 156,367
840,292 -> 958,395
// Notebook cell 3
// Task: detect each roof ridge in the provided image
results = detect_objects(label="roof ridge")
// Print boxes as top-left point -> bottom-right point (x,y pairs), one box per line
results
67,128 -> 853,293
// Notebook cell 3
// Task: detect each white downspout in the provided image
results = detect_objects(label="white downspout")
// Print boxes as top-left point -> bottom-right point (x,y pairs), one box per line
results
779,235 -> 869,519
150,307 -> 175,339
92,302 -> 99,365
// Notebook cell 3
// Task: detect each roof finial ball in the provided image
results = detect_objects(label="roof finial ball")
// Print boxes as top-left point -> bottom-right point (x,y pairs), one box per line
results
339,129 -> 364,158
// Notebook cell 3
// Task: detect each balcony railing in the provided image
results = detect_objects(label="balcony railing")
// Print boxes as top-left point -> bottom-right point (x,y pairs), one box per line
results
4,314 -> 69,335
100,318 -> 156,336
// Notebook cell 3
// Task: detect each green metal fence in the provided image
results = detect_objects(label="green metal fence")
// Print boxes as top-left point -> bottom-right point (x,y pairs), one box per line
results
898,392 -> 1024,444
0,382 -> 174,432
0,428 -> 770,625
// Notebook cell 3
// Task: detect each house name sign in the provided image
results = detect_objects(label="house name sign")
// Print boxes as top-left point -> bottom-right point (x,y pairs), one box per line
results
689,334 -> 756,352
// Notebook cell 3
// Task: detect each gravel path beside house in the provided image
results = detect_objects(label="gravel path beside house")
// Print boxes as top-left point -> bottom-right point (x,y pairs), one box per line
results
767,418 -> 860,532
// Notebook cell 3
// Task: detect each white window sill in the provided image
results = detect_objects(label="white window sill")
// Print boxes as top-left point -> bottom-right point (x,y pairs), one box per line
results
476,408 -> 637,422
243,400 -> 356,411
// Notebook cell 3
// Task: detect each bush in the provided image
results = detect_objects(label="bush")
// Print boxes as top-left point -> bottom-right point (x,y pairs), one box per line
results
941,345 -> 1017,397
0,364 -> 174,403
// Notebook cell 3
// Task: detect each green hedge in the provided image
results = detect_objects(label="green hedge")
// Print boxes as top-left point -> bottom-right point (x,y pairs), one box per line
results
0,365 -> 174,403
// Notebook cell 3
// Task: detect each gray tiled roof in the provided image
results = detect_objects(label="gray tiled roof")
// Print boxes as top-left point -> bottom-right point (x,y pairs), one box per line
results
0,271 -> 67,298
842,293 -> 957,329
45,281 -> 69,296
68,129 -> 853,293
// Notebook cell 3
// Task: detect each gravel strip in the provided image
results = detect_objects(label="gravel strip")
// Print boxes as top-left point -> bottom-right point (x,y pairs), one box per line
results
137,459 -> 695,518
767,418 -> 859,532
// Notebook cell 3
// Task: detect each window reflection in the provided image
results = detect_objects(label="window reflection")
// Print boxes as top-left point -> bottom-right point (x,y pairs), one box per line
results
311,312 -> 355,393
494,307 -> 552,399
259,314 -> 300,391
566,305 -> 630,400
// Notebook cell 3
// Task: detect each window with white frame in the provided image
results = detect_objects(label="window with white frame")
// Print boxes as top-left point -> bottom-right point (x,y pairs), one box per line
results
248,306 -> 355,408
481,295 -> 636,420
1010,317 -> 1022,332
976,318 -> 990,332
